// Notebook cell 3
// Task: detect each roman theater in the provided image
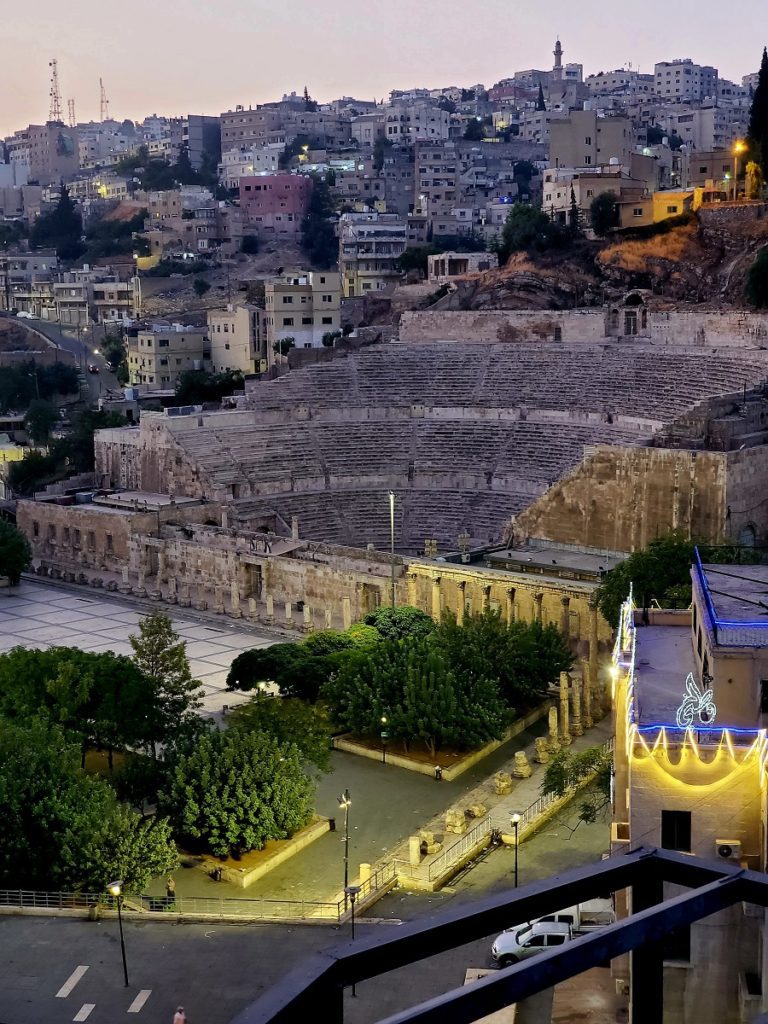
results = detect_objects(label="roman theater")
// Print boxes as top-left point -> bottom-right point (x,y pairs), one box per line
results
18,304 -> 768,677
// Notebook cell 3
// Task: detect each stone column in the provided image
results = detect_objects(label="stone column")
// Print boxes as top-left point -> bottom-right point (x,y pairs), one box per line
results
248,597 -> 257,620
548,706 -> 560,751
407,572 -> 418,608
482,585 -> 492,612
581,659 -> 594,729
560,596 -> 571,638
342,597 -> 352,629
266,594 -> 274,623
158,550 -> 167,584
284,601 -> 293,626
291,515 -> 300,541
431,577 -> 442,621
214,587 -> 225,614
571,671 -> 584,736
230,580 -> 241,617
505,587 -> 516,624
559,671 -> 572,745
303,603 -> 312,631
534,592 -> 543,623
589,602 -> 599,686
324,607 -> 333,629
456,581 -> 466,626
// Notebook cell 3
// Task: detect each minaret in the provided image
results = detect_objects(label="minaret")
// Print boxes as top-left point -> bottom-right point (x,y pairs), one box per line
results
553,38 -> 564,81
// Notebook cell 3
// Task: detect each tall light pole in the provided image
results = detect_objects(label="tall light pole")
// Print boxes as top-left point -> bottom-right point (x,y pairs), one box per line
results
511,813 -> 521,888
338,789 -> 351,906
345,884 -> 362,996
380,715 -> 388,764
733,139 -> 747,202
107,879 -> 129,987
388,491 -> 396,607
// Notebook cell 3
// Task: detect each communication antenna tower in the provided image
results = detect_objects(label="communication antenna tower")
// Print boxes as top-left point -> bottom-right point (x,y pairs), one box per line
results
67,99 -> 76,127
100,78 -> 110,122
49,58 -> 63,123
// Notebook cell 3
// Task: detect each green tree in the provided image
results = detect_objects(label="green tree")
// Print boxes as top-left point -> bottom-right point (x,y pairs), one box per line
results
300,174 -> 338,269
464,118 -> 485,141
101,332 -> 127,374
398,245 -> 439,276
161,728 -> 313,857
748,47 -> 768,177
30,185 -> 84,260
362,605 -> 436,641
595,533 -> 697,625
434,610 -> 572,710
129,613 -> 202,754
568,185 -> 581,236
0,717 -> 177,891
0,520 -> 31,584
175,369 -> 244,405
494,204 -> 568,263
536,82 -> 547,111
373,136 -> 394,172
226,642 -> 341,702
192,278 -> 210,298
6,449 -> 59,496
590,192 -> 619,236
273,336 -> 296,357
24,398 -> 58,444
230,694 -> 332,773
541,744 -> 612,825
746,248 -> 768,307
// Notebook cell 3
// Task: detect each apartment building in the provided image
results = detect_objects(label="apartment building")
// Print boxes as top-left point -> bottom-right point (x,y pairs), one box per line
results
585,69 -> 655,97
549,111 -> 634,170
657,105 -> 745,152
239,174 -> 313,238
4,123 -> 79,185
384,102 -> 451,143
127,324 -> 209,391
654,59 -> 718,102
264,271 -> 341,349
220,145 -> 282,189
338,212 -> 407,296
220,108 -> 284,152
207,304 -> 268,374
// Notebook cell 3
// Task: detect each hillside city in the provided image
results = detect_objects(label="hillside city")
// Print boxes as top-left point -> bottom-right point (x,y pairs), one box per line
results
3,35 -> 768,1024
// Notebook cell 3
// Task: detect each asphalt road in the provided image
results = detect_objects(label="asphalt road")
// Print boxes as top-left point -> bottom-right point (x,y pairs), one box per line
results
21,318 -> 119,402
0,800 -> 611,1024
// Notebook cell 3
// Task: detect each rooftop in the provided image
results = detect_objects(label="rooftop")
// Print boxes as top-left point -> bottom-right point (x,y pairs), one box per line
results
633,624 -> 694,728
699,563 -> 768,625
486,544 -> 623,583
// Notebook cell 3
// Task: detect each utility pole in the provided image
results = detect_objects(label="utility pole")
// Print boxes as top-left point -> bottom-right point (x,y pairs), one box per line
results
49,59 -> 62,123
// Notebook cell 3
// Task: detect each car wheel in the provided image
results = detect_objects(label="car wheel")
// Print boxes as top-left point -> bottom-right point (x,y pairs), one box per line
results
498,954 -> 519,968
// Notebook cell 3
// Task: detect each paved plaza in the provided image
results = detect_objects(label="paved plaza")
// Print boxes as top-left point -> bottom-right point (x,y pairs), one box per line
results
0,580 -> 279,718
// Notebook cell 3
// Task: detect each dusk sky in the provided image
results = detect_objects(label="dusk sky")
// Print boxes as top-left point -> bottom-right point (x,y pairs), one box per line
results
2,0 -> 766,136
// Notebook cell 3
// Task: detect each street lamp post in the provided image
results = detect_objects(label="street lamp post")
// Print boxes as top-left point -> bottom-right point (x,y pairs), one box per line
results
380,715 -> 388,764
107,880 -> 129,987
511,813 -> 521,888
388,491 -> 396,607
345,884 -> 362,996
733,140 -> 747,202
338,789 -> 351,905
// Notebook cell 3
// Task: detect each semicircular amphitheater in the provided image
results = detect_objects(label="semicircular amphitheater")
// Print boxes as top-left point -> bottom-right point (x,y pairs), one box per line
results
142,336 -> 768,556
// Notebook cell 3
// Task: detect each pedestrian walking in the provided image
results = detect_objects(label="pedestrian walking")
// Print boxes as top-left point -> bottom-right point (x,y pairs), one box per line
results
173,1006 -> 187,1024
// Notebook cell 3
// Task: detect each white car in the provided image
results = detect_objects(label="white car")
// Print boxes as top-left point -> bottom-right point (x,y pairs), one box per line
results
491,920 -> 572,967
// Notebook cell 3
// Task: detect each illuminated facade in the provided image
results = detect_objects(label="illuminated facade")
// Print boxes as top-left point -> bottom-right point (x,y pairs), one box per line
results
612,559 -> 768,1021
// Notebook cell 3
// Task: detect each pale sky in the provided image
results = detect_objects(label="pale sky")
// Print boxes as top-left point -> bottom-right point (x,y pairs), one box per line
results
2,0 -> 765,137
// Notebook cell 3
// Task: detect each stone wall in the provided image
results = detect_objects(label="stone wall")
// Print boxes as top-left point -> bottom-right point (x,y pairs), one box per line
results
725,446 -> 768,545
513,446 -> 728,553
398,308 -> 768,348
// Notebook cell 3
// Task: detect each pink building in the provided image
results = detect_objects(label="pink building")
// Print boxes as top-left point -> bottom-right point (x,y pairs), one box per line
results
239,174 -> 313,237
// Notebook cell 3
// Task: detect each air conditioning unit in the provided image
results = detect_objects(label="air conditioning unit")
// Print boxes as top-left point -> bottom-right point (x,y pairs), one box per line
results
715,839 -> 742,862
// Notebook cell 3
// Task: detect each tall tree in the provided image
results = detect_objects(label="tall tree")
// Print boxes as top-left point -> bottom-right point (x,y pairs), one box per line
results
590,191 -> 619,236
536,82 -> 547,111
0,520 -> 31,585
30,185 -> 84,260
362,605 -> 437,641
748,47 -> 768,177
24,399 -> 59,444
229,694 -> 332,773
129,613 -> 202,753
161,728 -> 313,857
568,185 -> 581,235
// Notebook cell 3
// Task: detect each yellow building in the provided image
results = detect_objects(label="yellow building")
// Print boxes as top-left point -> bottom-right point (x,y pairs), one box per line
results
611,555 -> 768,1021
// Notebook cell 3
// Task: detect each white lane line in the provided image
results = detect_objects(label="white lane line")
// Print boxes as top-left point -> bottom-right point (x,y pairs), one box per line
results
56,966 -> 90,998
128,990 -> 152,1013
73,1005 -> 95,1022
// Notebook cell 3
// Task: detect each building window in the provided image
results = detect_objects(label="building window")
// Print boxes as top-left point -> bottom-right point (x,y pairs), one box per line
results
663,926 -> 691,963
585,136 -> 592,145
63,527 -> 70,544
73,529 -> 81,547
106,534 -> 113,552
32,521 -> 39,538
661,810 -> 691,852
322,316 -> 333,324
302,316 -> 312,325
282,317 -> 294,326
633,208 -> 643,216
667,205 -> 678,214
282,295 -> 293,304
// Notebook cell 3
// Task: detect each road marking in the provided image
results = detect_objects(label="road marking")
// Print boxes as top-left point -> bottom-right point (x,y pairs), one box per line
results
56,966 -> 89,998
128,990 -> 152,1013
73,1005 -> 95,1022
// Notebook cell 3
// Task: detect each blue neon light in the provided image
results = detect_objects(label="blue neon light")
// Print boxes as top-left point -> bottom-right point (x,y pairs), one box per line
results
636,723 -> 762,736
694,547 -> 768,631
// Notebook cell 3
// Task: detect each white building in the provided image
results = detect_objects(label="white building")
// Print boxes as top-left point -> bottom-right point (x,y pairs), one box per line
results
264,271 -> 342,350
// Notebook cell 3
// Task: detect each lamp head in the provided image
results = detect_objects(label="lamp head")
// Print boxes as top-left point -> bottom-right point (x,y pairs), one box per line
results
107,879 -> 123,897
338,792 -> 351,809
511,813 -> 521,825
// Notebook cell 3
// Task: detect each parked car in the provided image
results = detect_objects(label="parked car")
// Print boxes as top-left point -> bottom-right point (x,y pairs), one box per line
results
535,899 -> 615,934
87,364 -> 100,374
491,921 -> 572,967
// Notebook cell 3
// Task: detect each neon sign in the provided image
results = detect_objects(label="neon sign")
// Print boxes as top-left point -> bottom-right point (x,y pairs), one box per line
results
675,673 -> 716,728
